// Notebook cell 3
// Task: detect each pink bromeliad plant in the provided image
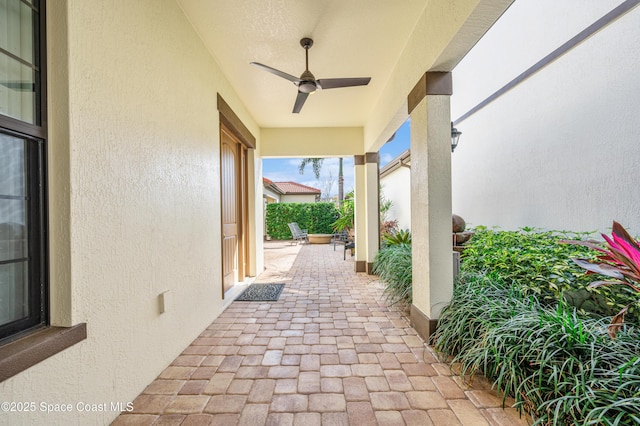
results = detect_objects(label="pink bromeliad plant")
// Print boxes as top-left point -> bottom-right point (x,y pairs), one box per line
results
563,221 -> 640,338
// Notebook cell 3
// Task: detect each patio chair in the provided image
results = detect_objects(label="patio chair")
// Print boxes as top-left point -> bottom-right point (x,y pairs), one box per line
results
288,222 -> 308,245
331,229 -> 350,251
344,238 -> 355,260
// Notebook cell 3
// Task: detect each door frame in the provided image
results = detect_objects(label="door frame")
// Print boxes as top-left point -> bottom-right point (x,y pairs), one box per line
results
218,95 -> 256,298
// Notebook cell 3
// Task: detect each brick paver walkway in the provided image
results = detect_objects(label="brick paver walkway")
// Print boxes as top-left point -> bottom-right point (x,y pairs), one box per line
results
113,243 -> 528,425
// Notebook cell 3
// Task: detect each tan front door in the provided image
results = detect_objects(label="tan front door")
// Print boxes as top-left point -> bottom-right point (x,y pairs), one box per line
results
221,126 -> 242,293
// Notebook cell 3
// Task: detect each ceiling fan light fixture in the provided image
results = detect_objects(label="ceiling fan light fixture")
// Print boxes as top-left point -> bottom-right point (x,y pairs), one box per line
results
298,81 -> 317,93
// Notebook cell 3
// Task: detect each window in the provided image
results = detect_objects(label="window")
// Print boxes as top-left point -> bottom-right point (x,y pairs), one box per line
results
0,0 -> 47,343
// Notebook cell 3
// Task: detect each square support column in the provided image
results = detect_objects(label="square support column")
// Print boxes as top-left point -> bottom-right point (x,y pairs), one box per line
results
364,153 -> 380,274
353,155 -> 367,272
408,72 -> 454,341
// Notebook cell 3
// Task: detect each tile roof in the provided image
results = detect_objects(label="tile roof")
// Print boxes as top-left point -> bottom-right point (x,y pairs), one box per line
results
263,178 -> 321,195
271,181 -> 321,194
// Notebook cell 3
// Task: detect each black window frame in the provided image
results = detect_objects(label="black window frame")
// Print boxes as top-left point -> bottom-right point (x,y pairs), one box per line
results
0,0 -> 48,344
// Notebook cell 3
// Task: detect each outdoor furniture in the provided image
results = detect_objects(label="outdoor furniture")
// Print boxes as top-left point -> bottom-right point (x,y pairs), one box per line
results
288,222 -> 308,244
331,229 -> 350,250
343,238 -> 356,260
344,240 -> 355,260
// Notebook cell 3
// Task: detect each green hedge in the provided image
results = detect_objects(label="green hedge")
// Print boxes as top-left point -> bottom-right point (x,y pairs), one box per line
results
266,202 -> 339,240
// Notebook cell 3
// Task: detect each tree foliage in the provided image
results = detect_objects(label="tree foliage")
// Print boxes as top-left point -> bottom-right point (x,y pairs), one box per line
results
298,158 -> 324,179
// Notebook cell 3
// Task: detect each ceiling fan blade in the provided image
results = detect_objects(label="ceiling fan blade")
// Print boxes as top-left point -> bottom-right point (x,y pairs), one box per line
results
250,62 -> 301,83
292,91 -> 309,114
316,77 -> 371,90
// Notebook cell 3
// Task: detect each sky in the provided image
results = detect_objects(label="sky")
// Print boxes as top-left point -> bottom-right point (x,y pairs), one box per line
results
262,119 -> 410,199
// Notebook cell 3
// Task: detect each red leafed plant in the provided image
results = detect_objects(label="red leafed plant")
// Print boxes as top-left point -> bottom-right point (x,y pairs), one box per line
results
562,221 -> 640,338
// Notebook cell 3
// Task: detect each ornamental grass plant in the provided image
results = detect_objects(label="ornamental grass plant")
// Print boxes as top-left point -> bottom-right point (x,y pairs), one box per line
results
372,242 -> 412,306
434,272 -> 640,425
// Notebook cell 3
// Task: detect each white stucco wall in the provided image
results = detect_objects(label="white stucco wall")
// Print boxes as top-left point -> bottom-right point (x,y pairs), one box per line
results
0,1 -> 261,425
380,166 -> 412,231
264,187 -> 281,202
451,0 -> 640,234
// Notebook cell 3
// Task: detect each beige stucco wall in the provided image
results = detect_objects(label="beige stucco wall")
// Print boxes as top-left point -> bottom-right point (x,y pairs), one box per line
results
261,127 -> 364,157
0,1 -> 260,425
280,194 -> 318,204
410,96 -> 453,320
354,162 -> 367,264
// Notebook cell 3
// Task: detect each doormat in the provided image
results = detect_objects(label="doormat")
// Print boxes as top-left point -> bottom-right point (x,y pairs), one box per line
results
236,283 -> 285,302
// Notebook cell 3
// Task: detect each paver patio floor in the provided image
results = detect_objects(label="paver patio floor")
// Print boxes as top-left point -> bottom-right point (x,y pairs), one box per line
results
113,242 -> 529,425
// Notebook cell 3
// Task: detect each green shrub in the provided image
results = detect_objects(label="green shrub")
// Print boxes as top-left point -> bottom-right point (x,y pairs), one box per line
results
563,221 -> 640,336
382,229 -> 411,247
461,227 -> 595,296
460,227 -> 633,319
372,244 -> 412,306
331,198 -> 354,233
434,273 -> 640,425
265,202 -> 338,240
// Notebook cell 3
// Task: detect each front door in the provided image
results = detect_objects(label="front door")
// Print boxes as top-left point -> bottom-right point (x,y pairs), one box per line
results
221,127 -> 241,293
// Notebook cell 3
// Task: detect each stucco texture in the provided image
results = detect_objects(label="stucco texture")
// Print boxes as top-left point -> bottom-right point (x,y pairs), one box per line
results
451,0 -> 640,233
410,96 -> 453,319
280,194 -> 318,203
0,1 -> 260,425
381,165 -> 412,231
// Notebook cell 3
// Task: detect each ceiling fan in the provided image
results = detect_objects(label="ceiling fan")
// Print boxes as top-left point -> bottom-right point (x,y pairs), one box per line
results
250,38 -> 371,113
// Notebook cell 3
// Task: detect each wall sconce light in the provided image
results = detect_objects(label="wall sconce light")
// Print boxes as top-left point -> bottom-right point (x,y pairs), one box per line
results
451,122 -> 461,152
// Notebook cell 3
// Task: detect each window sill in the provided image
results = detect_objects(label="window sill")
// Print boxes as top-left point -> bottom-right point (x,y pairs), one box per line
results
0,323 -> 87,382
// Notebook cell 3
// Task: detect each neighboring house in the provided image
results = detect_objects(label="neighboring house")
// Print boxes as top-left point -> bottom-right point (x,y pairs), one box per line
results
263,178 -> 321,203
262,177 -> 282,204
450,0 -> 640,233
380,149 -> 412,231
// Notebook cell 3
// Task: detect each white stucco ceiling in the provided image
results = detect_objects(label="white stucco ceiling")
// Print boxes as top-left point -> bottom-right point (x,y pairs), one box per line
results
176,0 -> 428,128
